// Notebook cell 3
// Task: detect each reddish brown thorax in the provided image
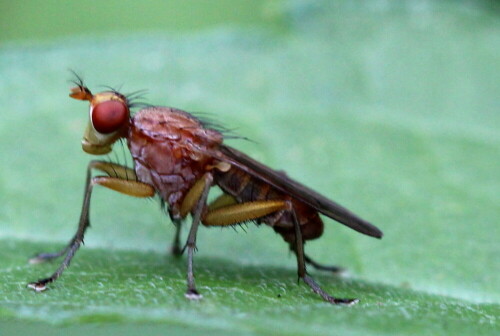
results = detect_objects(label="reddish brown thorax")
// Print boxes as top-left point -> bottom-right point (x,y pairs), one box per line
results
128,107 -> 223,218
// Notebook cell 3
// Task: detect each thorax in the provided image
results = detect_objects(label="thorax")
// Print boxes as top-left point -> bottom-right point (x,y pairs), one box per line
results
127,107 -> 222,215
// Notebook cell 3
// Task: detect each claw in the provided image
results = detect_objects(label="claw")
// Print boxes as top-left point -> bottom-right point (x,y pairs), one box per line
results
185,289 -> 203,300
27,282 -> 48,292
171,244 -> 183,257
302,274 -> 358,305
28,257 -> 46,265
330,297 -> 359,305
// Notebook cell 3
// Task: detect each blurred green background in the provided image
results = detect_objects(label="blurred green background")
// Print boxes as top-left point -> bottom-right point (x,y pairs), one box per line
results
0,0 -> 499,335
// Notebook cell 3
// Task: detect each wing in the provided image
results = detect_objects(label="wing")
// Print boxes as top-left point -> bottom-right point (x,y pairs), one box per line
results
217,145 -> 383,239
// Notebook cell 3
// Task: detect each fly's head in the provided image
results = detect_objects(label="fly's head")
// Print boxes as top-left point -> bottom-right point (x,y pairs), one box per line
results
70,79 -> 130,155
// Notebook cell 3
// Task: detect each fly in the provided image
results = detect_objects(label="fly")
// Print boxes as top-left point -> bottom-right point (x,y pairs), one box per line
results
28,75 -> 383,305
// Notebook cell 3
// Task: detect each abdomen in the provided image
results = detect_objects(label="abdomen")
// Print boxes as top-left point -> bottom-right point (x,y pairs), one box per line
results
214,166 -> 324,243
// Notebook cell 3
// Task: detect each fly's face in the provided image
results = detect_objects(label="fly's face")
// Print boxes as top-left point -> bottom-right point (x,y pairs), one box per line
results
70,83 -> 130,155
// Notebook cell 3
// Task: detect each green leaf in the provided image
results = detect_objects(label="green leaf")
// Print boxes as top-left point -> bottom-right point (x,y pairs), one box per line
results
0,240 -> 498,335
0,1 -> 498,335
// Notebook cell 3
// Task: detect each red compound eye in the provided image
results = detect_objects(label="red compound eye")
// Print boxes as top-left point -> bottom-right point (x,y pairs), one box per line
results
91,100 -> 128,134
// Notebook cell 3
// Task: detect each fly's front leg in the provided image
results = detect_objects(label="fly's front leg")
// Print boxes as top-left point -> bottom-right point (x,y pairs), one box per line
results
30,161 -> 138,264
29,240 -> 74,264
290,206 -> 357,305
28,165 -> 93,265
28,161 -> 154,292
179,173 -> 213,300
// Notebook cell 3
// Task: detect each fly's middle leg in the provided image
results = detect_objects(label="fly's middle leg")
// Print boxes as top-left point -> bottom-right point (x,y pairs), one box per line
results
181,173 -> 213,300
170,218 -> 183,257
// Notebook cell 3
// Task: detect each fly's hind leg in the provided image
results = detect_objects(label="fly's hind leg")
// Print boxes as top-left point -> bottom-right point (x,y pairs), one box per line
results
289,245 -> 344,274
290,206 -> 357,305
304,254 -> 344,274
28,161 -> 154,292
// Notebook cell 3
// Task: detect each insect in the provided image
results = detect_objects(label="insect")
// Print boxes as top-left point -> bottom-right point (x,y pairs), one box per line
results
28,75 -> 383,304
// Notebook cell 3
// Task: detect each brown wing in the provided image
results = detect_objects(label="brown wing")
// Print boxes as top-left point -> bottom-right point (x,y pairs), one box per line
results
217,145 -> 383,239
